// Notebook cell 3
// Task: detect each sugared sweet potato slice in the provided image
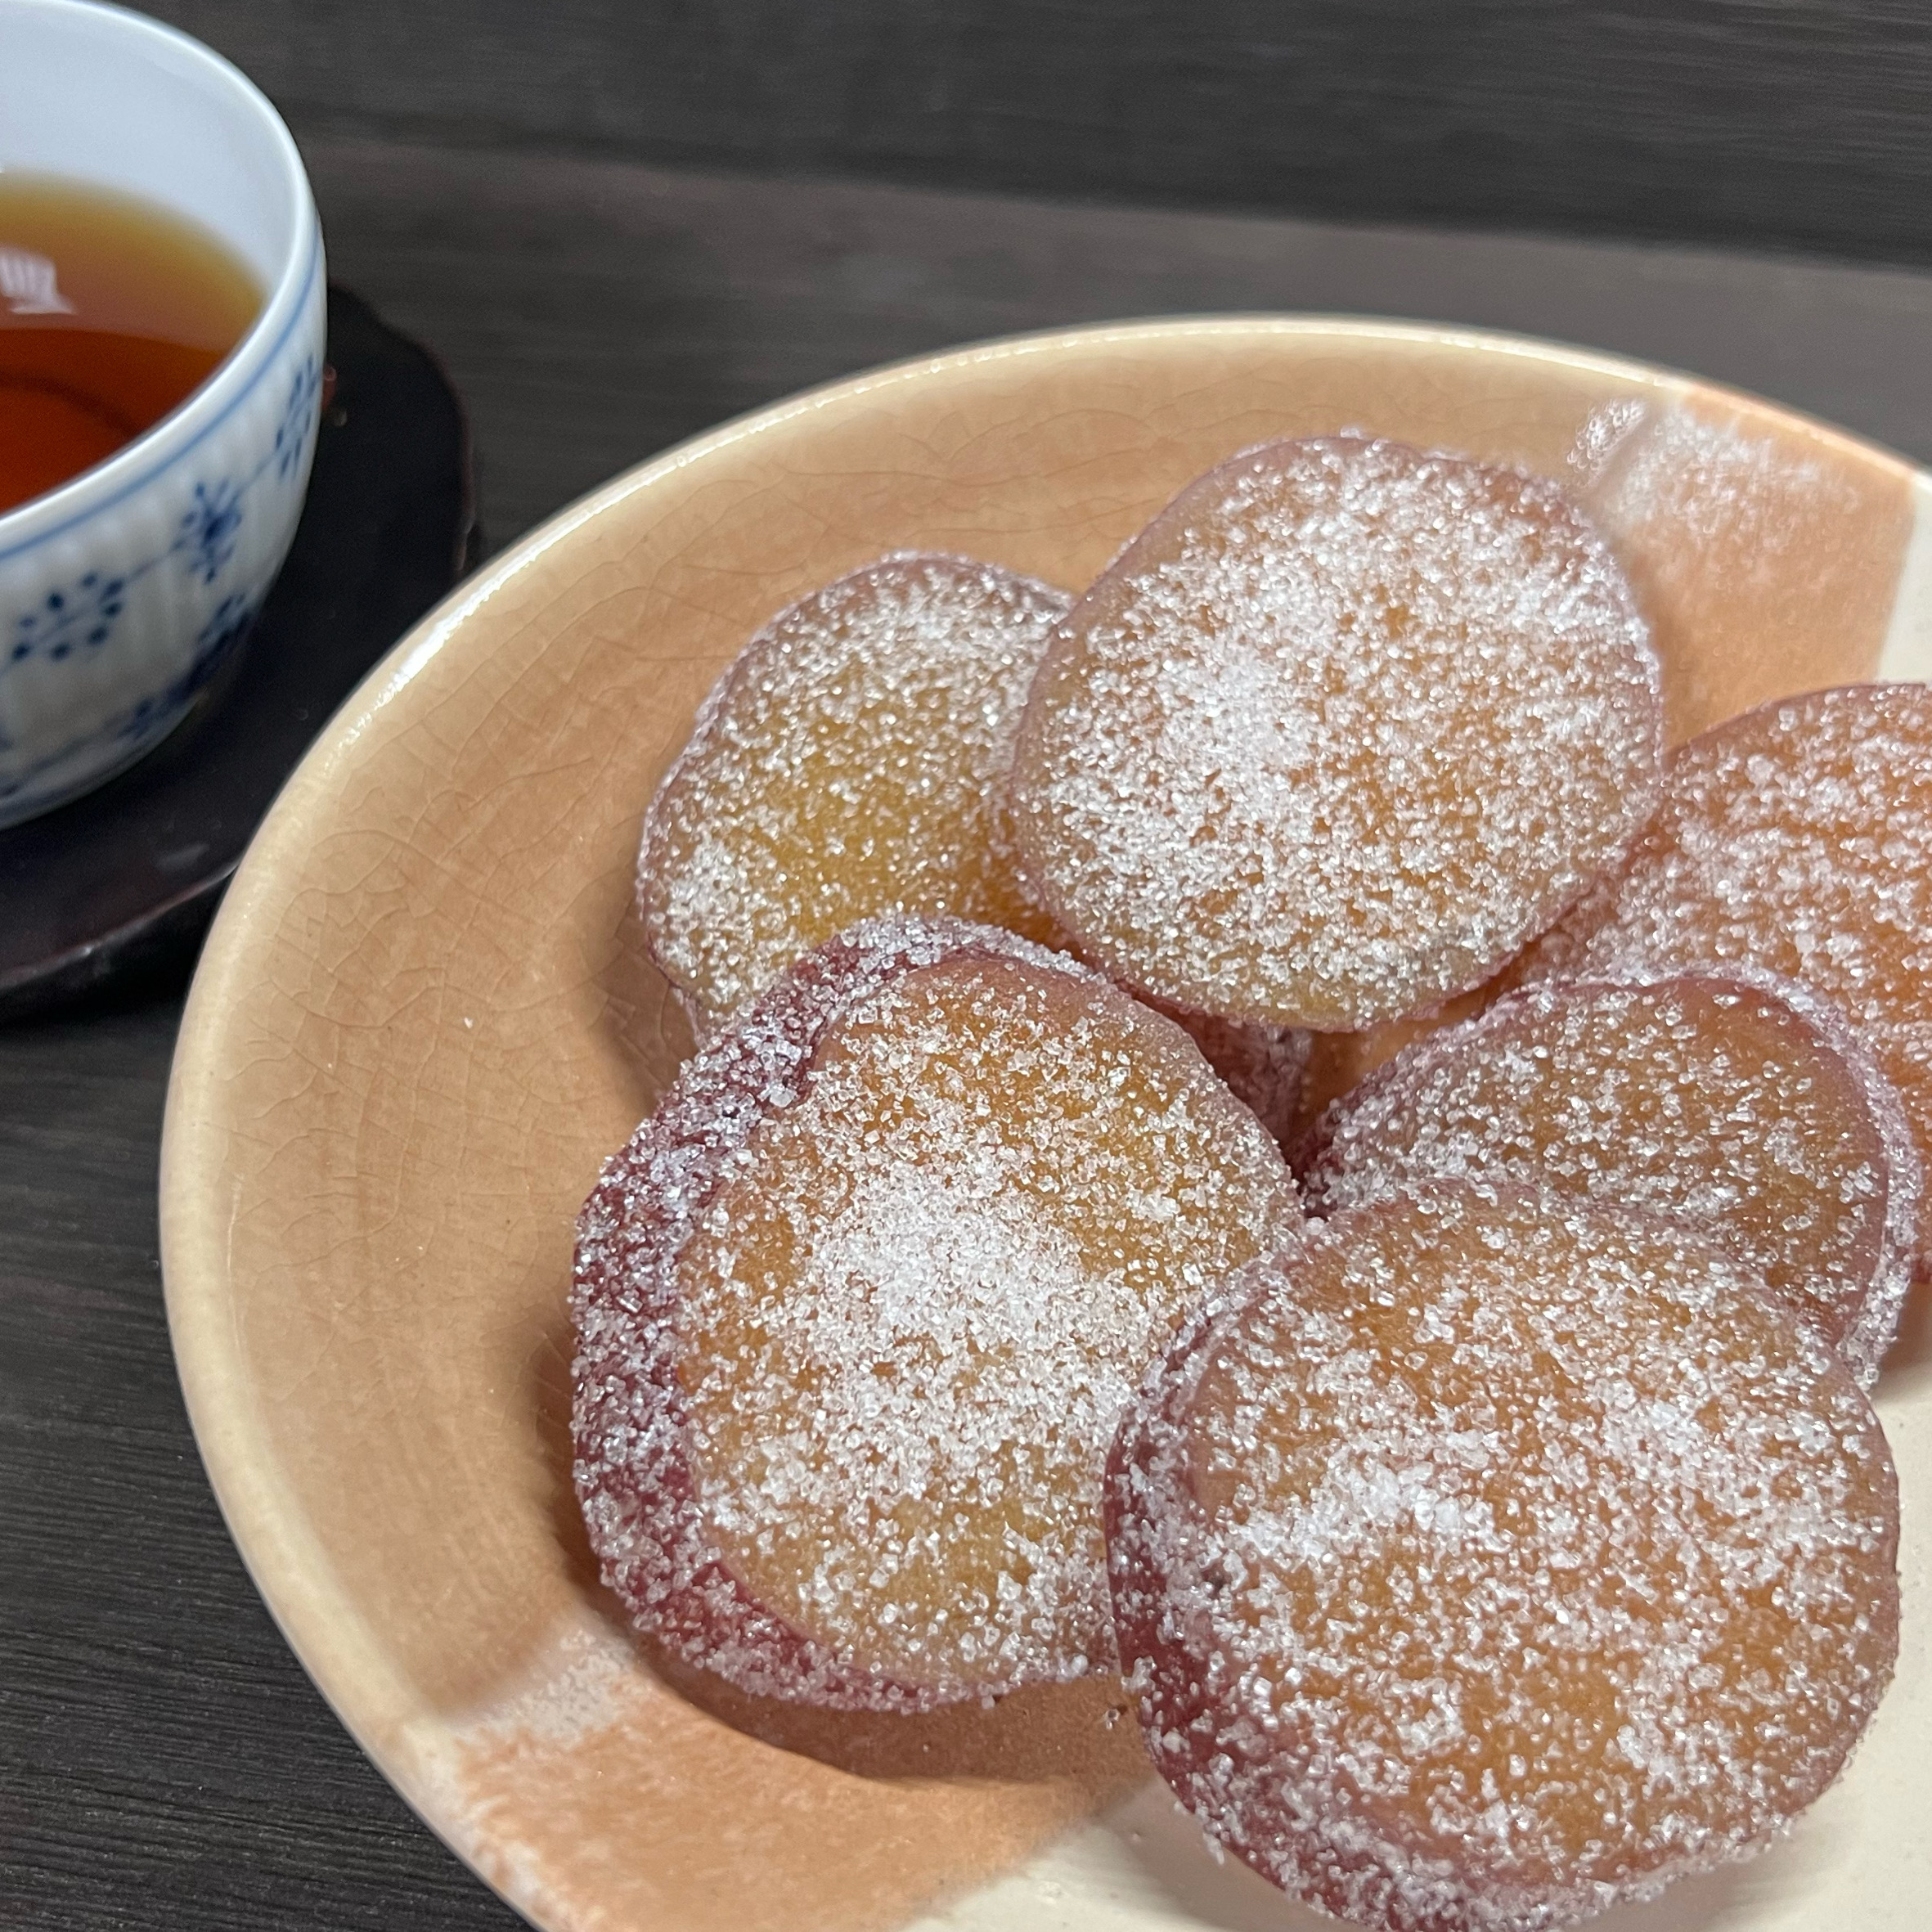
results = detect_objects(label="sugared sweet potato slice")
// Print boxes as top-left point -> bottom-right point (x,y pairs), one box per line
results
640,554 -> 1068,1027
1008,435 -> 1663,1031
575,916 -> 1301,1711
1108,1184 -> 1900,1932
1521,682 -> 1932,1270
1302,973 -> 1920,1384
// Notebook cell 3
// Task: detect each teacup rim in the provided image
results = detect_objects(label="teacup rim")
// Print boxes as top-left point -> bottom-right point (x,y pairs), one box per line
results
0,0 -> 321,561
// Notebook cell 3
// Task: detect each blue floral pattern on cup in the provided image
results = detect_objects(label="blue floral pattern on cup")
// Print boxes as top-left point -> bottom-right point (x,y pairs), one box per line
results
177,481 -> 246,586
9,571 -> 128,668
274,354 -> 322,481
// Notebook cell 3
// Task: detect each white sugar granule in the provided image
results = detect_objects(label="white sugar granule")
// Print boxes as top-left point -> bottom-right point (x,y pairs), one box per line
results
1304,971 -> 1920,1386
641,555 -> 1068,1021
1010,436 -> 1663,1030
1108,1185 -> 1900,1932
575,914 -> 1297,1710
1522,683 -> 1932,1269
678,948 -> 1297,1691
693,1154 -> 1136,1678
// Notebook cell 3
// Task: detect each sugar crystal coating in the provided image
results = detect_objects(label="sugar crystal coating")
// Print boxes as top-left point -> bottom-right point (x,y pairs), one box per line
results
640,554 -> 1070,1027
1107,1184 -> 1900,1932
1302,972 -> 1920,1385
1008,436 -> 1664,1031
574,914 -> 1301,1710
1520,683 -> 1932,1271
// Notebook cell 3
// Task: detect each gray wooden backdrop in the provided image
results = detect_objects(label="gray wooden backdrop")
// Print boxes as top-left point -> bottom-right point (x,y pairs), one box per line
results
151,0 -> 1932,267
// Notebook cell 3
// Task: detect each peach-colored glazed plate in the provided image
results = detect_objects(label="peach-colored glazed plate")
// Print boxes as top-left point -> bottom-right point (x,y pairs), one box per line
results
161,318 -> 1932,1932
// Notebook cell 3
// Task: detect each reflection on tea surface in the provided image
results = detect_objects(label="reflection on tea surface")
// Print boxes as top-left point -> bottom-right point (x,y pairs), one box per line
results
0,175 -> 260,515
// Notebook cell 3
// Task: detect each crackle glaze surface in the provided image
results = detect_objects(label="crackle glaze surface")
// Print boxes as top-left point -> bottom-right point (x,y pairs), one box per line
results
162,319 -> 1932,1932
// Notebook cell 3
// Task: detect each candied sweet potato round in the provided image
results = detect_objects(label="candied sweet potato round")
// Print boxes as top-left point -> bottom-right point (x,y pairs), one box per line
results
640,553 -> 1069,1027
1302,972 -> 1920,1385
1108,1185 -> 1900,1932
575,916 -> 1301,1711
1520,682 -> 1932,1274
1008,436 -> 1663,1031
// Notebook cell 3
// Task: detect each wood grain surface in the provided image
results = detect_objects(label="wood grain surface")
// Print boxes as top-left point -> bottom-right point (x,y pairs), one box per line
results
308,139 -> 1932,558
148,1 -> 1932,267
11,128 -> 1932,1930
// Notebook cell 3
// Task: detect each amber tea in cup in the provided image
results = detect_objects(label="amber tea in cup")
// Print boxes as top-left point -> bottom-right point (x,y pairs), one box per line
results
0,175 -> 261,516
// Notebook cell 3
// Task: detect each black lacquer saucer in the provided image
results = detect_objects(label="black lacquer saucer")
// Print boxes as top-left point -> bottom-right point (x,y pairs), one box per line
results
0,286 -> 476,1020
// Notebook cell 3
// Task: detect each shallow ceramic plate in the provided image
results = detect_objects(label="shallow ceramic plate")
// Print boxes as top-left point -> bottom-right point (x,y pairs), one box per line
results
161,317 -> 1932,1932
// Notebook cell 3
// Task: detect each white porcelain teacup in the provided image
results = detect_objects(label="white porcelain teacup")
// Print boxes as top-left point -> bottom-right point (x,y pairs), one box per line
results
0,0 -> 325,828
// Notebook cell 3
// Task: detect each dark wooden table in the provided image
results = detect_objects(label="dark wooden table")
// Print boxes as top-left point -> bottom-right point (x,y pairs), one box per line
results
11,135 -> 1932,1929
